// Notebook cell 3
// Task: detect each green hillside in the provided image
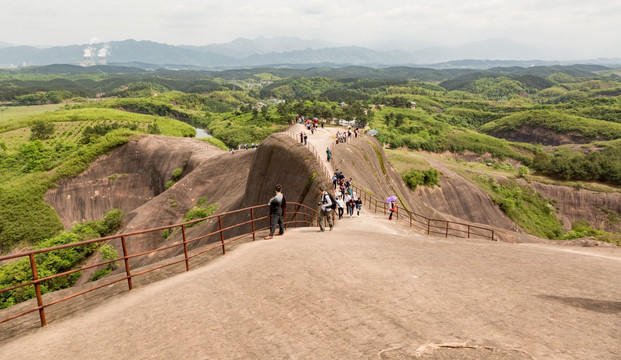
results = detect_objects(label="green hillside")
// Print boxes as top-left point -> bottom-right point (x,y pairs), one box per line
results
0,108 -> 194,251
480,110 -> 621,142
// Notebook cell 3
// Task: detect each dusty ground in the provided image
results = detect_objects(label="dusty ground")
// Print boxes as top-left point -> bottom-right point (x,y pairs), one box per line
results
0,209 -> 619,359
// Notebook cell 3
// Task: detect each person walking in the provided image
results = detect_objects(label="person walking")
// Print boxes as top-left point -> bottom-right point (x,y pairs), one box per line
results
304,133 -> 308,145
326,148 -> 332,162
335,194 -> 345,219
344,192 -> 352,217
317,185 -> 334,232
388,201 -> 396,220
347,196 -> 355,218
355,197 -> 362,217
265,184 -> 286,239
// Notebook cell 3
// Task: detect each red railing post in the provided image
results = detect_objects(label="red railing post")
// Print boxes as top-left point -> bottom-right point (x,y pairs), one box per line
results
121,235 -> 133,291
467,225 -> 471,238
445,221 -> 449,238
181,225 -> 189,271
409,212 -> 412,227
491,230 -> 495,241
251,208 -> 256,241
396,207 -> 399,220
427,219 -> 431,235
383,202 -> 386,215
29,254 -> 47,327
374,201 -> 377,213
218,215 -> 225,254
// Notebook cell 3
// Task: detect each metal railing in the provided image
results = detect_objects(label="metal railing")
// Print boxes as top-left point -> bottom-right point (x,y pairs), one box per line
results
352,185 -> 495,241
0,202 -> 317,328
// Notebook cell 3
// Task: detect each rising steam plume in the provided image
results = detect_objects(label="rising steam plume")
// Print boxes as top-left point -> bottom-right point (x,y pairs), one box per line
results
82,37 -> 110,66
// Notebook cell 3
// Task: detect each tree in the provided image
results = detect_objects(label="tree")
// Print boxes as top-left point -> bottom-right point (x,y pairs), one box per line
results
30,122 -> 55,140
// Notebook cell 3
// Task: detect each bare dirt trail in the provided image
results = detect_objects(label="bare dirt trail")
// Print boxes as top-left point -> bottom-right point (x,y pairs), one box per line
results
1,209 -> 620,359
289,123 -> 344,174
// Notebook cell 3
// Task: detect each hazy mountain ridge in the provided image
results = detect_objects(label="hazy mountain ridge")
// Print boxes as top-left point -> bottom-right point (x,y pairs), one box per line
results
183,36 -> 337,59
0,37 -> 619,69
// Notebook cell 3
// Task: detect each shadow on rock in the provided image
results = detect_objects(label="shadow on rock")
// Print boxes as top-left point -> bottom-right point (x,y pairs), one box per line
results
538,295 -> 621,314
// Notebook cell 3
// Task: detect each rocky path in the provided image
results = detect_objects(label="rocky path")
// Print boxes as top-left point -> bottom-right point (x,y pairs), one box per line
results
1,207 -> 620,359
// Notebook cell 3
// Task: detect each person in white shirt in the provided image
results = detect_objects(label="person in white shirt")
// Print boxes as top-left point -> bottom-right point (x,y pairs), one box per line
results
344,193 -> 352,217
335,194 -> 345,219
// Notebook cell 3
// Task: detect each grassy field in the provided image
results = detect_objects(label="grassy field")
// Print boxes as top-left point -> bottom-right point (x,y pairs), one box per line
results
0,104 -> 67,123
0,107 -> 195,251
384,149 -> 432,174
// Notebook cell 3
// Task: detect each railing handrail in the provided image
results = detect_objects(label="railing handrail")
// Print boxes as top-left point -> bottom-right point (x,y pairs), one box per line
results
0,201 -> 318,329
0,203 -> 285,262
351,185 -> 495,241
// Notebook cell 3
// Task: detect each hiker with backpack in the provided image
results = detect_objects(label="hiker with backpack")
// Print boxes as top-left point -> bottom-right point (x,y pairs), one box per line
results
265,184 -> 286,239
317,185 -> 334,232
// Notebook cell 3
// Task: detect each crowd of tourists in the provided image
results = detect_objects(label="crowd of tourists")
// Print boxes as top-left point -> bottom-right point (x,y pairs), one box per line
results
316,169 -> 363,232
334,127 -> 359,145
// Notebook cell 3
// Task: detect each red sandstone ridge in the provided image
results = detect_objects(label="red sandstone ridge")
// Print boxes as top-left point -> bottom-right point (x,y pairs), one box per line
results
532,182 -> 621,233
44,131 -> 619,272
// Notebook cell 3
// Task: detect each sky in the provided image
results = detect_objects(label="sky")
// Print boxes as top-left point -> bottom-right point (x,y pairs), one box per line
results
2,0 -> 621,58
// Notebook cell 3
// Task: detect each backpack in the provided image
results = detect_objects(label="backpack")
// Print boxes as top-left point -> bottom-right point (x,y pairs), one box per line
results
325,192 -> 337,210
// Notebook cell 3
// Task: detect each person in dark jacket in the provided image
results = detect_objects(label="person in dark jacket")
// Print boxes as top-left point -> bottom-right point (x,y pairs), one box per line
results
265,184 -> 286,239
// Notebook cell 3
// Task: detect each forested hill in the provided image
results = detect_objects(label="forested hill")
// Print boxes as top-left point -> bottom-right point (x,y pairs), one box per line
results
1,63 -> 616,81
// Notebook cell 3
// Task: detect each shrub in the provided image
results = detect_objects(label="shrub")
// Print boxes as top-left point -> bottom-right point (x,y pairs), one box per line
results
402,168 -> 441,190
184,196 -> 218,228
103,209 -> 123,233
30,122 -> 55,140
0,209 -> 124,309
90,245 -> 119,281
518,166 -> 529,177
171,168 -> 183,181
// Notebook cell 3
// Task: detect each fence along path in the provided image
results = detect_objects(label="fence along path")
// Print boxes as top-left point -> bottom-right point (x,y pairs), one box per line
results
0,201 -> 318,330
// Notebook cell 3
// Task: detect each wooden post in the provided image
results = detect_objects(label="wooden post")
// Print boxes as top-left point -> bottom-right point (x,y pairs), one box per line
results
29,254 -> 46,327
121,235 -> 133,291
427,219 -> 431,235
251,208 -> 256,241
181,225 -> 189,271
467,225 -> 471,238
218,215 -> 225,254
445,221 -> 449,237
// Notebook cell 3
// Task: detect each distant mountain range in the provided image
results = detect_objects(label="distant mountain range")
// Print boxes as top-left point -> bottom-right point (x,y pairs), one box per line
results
0,37 -> 619,69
